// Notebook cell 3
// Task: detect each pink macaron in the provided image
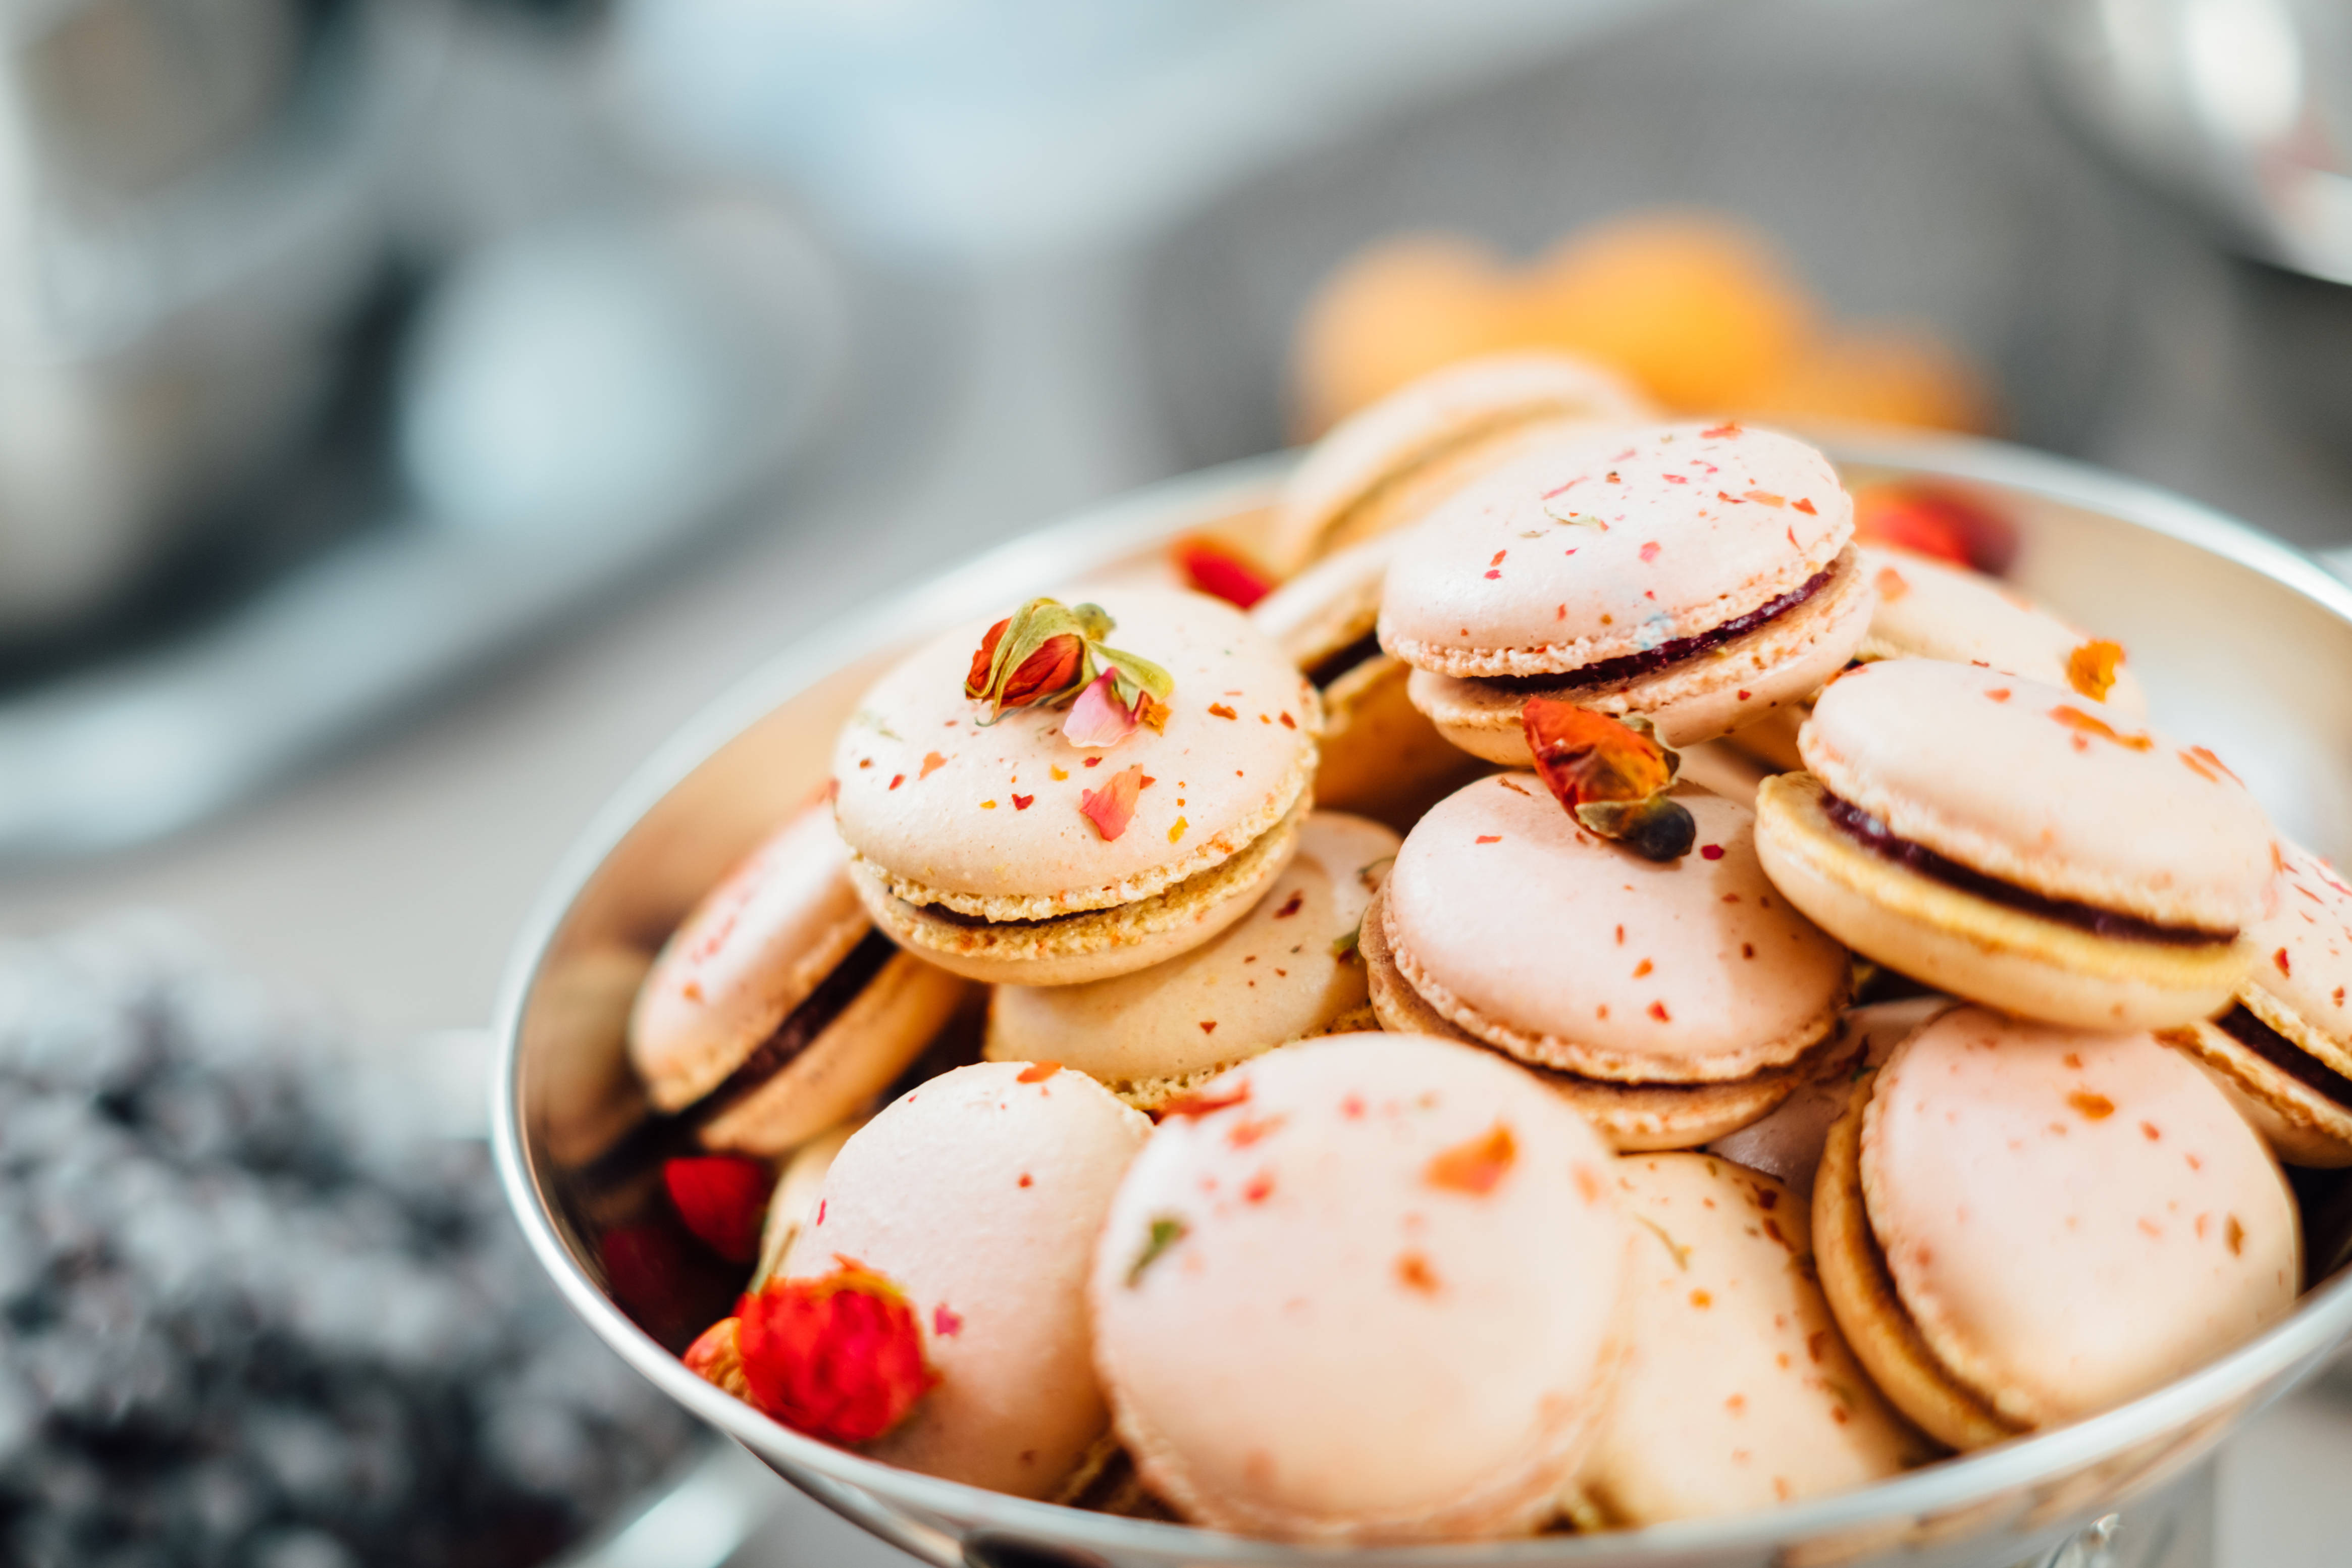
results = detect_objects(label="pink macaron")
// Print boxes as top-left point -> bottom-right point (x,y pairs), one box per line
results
628,801 -> 974,1155
1755,658 -> 2277,1029
1814,1006 -> 2298,1450
1379,421 -> 1872,762
1088,1032 -> 1627,1543
1365,773 -> 1851,1149
1571,1153 -> 1926,1527
783,1060 -> 1150,1498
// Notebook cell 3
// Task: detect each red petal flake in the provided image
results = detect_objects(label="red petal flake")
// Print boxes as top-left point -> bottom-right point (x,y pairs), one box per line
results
1160,1081 -> 1250,1119
1016,1061 -> 1063,1083
736,1259 -> 935,1445
1851,481 -> 2017,574
1079,764 -> 1146,840
932,1304 -> 964,1338
1793,498 -> 1818,515
664,1156 -> 773,1264
1174,536 -> 1273,609
2050,705 -> 2153,752
920,751 -> 948,779
1425,1122 -> 1518,1196
1702,421 -> 1742,439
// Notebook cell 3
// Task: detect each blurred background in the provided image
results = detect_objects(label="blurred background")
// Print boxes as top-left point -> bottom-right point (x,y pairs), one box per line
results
0,0 -> 2347,1562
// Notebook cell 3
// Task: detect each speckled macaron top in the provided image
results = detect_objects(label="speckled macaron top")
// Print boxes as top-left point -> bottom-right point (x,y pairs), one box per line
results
1577,1153 -> 1924,1526
2243,842 -> 2352,1057
1088,1032 -> 1626,1543
833,588 -> 1319,921
1379,422 -> 1852,679
1383,775 -> 1848,1081
1801,659 -> 2275,933
1272,353 -> 1652,574
984,812 -> 1398,1096
1857,546 -> 2148,717
1863,1007 -> 2298,1428
630,802 -> 867,1111
785,1061 -> 1149,1498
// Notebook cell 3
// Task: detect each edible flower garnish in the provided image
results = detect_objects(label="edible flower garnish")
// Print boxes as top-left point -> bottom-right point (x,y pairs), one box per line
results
1173,536 -> 1273,609
1425,1123 -> 1518,1195
1520,698 -> 1696,861
964,597 -> 1175,730
734,1258 -> 935,1444
684,1317 -> 752,1399
1079,764 -> 1147,841
663,1155 -> 773,1264
2066,639 -> 2123,703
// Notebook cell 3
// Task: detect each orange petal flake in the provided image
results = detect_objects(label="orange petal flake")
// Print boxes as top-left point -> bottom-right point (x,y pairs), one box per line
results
1017,1061 -> 1063,1083
1425,1122 -> 1518,1196
2067,640 -> 2124,702
2050,705 -> 2152,752
1079,765 -> 1146,840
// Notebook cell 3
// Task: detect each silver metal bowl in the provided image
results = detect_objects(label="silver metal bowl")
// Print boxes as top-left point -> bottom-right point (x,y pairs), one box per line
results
493,430 -> 2352,1568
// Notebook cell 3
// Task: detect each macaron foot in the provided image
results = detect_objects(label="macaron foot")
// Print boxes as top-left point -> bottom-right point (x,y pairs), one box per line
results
1361,884 -> 1812,1148
2161,1017 -> 2352,1168
1755,774 -> 2252,1031
1811,1077 -> 2019,1453
1403,546 -> 1873,762
852,803 -> 1306,987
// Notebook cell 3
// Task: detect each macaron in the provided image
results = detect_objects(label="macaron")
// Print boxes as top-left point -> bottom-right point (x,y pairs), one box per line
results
833,588 -> 1321,986
1813,1006 -> 2297,1450
750,1117 -> 862,1290
1729,544 -> 2150,770
983,811 -> 1399,1109
1248,535 -> 1491,828
1381,421 -> 1872,763
1088,1032 -> 1627,1543
628,802 -> 974,1155
1754,659 -> 2276,1029
2159,841 -> 2352,1167
1268,351 -> 1653,577
1571,1153 -> 1926,1527
1365,773 -> 1851,1149
1706,997 -> 1953,1198
783,1061 -> 1149,1498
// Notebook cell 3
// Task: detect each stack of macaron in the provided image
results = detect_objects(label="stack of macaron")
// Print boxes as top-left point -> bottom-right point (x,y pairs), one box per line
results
599,350 -> 2332,1545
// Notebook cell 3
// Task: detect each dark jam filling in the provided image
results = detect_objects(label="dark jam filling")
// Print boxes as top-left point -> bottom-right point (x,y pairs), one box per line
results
2217,1005 -> 2352,1109
1305,630 -> 1383,692
1481,565 -> 1834,693
574,927 -> 896,1192
1821,794 -> 2236,947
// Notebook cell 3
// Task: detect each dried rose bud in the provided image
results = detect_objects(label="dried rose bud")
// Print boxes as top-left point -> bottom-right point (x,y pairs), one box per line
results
1522,698 -> 1695,862
736,1259 -> 935,1445
684,1316 -> 753,1399
664,1155 -> 773,1264
963,598 -> 1174,728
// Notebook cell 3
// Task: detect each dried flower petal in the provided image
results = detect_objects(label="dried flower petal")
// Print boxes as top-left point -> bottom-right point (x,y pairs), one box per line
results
736,1259 -> 935,1445
1426,1123 -> 1518,1195
2067,639 -> 2123,702
1127,1216 -> 1189,1287
2050,705 -> 2153,751
1079,764 -> 1146,840
1521,699 -> 1696,861
1851,481 -> 2017,574
685,1317 -> 752,1399
665,1155 -> 774,1264
1160,1081 -> 1250,1119
1065,669 -> 1140,749
1174,536 -> 1273,608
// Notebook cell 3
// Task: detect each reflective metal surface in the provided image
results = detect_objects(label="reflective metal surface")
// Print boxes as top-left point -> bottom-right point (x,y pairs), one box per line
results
495,432 -> 2352,1567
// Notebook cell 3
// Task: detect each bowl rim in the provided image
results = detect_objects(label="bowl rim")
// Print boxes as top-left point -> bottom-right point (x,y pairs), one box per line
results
493,427 -> 2352,1564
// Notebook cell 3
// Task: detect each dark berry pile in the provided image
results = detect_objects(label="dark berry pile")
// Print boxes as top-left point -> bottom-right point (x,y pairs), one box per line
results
0,920 -> 699,1568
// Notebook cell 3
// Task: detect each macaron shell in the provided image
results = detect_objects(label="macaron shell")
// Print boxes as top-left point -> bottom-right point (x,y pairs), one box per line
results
1383,776 -> 1848,1082
1088,1033 -> 1627,1544
850,801 -> 1303,987
1271,352 -> 1653,575
1404,545 -> 1871,758
694,950 -> 971,1155
1577,1154 -> 1925,1526
1250,534 -> 1397,667
2240,842 -> 2352,1073
785,1061 -> 1149,1498
1862,1007 -> 2298,1429
1857,547 -> 2148,718
983,813 -> 1399,1103
1380,422 -> 1852,678
834,588 -> 1319,919
630,804 -> 870,1111
1800,659 -> 2275,933
751,1117 -> 863,1291
2163,1019 -> 2352,1169
1707,997 -> 1954,1197
1360,883 -> 1809,1150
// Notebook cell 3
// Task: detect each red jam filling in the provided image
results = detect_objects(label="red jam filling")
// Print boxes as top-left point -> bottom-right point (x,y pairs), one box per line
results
1483,565 -> 1835,692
